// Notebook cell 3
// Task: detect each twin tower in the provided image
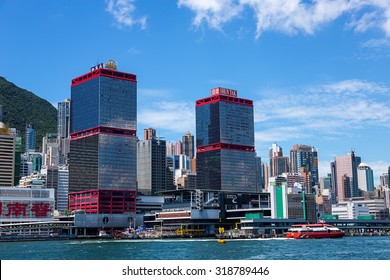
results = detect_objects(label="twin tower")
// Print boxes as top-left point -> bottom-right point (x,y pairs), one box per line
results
68,64 -> 257,214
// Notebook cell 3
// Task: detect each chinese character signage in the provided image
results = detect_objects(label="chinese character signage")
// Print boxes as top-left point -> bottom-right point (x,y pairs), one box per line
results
0,200 -> 53,221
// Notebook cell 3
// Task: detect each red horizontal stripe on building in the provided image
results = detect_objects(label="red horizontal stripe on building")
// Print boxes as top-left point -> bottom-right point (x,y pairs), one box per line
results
197,143 -> 255,153
196,94 -> 253,107
70,126 -> 136,141
71,68 -> 137,87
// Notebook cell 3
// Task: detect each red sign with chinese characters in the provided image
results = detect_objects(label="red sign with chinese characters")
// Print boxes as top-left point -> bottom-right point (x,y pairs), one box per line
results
0,201 -> 52,218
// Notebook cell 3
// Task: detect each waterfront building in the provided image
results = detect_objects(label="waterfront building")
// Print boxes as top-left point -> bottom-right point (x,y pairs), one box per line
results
332,151 -> 361,202
269,143 -> 289,177
289,144 -> 319,193
57,98 -> 71,165
0,122 -> 15,187
269,181 -> 316,223
0,187 -> 55,223
357,163 -> 374,192
143,189 -> 271,237
196,87 -> 257,192
137,128 -> 167,195
68,61 -> 137,214
332,197 -> 389,219
331,202 -> 370,219
182,131 -> 195,159
25,123 -> 35,151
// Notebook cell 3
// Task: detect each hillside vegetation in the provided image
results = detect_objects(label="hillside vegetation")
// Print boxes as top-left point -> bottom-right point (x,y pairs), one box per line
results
0,76 -> 57,151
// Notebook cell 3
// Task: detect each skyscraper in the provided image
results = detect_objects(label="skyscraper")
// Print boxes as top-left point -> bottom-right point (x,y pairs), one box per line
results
25,123 -> 35,151
357,163 -> 374,192
182,131 -> 195,158
42,133 -> 59,166
196,87 -> 257,192
57,98 -> 71,165
290,144 -> 319,193
269,143 -> 289,177
69,61 -> 137,214
144,127 -> 156,140
137,128 -> 167,195
332,151 -> 361,202
58,98 -> 71,139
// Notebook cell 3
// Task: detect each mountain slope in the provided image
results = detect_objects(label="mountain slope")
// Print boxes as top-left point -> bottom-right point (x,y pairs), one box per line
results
0,76 -> 57,151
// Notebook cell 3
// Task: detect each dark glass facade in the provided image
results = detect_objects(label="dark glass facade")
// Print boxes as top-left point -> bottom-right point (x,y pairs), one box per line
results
196,89 -> 257,192
71,76 -> 137,133
69,68 -> 137,200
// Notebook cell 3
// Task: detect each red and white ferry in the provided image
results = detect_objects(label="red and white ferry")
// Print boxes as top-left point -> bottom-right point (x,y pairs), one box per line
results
286,223 -> 345,239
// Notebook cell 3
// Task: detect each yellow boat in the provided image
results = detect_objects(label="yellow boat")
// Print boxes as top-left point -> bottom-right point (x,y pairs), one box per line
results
217,239 -> 226,244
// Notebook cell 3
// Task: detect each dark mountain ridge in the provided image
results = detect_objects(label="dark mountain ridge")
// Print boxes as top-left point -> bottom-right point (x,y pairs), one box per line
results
0,76 -> 57,151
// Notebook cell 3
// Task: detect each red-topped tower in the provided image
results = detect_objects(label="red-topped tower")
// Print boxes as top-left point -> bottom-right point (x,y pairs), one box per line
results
196,87 -> 257,192
68,61 -> 137,214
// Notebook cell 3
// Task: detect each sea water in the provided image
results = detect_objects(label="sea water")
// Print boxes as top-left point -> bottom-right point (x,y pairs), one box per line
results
1,236 -> 389,260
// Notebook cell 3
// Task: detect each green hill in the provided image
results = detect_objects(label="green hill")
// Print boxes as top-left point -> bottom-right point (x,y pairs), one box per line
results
0,76 -> 57,152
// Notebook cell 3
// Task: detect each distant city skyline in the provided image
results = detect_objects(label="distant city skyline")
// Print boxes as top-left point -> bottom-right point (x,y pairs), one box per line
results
1,0 -> 390,184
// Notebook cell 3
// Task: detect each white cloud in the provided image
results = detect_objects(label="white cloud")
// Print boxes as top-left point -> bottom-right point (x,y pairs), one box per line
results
317,79 -> 389,94
178,0 -> 243,30
318,160 -> 332,177
254,79 -> 390,144
106,0 -> 147,29
255,126 -> 311,143
138,88 -> 173,98
138,100 -> 195,136
367,160 -> 390,186
178,0 -> 390,38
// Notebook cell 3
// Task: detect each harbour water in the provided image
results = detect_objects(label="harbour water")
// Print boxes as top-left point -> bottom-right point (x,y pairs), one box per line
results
1,236 -> 390,260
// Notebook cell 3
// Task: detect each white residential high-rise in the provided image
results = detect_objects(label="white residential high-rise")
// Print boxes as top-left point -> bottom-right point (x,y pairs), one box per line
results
57,99 -> 70,165
42,133 -> 59,166
57,98 -> 70,139
357,163 -> 374,192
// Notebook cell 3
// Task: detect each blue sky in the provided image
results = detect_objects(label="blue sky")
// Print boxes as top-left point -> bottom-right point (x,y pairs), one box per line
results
1,0 -> 390,184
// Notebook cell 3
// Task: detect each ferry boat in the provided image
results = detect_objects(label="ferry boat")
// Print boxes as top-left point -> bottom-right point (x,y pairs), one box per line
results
286,223 -> 345,239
